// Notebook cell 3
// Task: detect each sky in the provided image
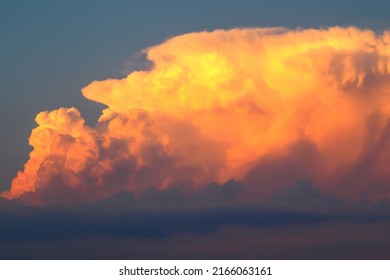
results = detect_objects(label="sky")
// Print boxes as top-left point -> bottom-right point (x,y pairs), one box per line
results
2,0 -> 390,190
2,0 -> 390,259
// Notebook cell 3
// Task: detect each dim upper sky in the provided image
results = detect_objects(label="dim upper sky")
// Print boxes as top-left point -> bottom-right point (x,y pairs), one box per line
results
1,0 -> 389,191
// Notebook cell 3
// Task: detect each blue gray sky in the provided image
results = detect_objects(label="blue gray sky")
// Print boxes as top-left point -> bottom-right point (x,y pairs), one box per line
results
2,0 -> 390,260
1,0 -> 390,190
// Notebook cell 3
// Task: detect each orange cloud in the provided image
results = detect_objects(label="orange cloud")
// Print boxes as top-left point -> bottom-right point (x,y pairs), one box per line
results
2,26 -> 390,204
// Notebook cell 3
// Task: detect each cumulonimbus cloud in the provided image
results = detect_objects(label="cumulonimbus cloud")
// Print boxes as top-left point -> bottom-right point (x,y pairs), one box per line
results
2,26 -> 390,205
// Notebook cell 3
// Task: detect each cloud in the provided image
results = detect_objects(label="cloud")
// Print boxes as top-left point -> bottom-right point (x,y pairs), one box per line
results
2,201 -> 390,259
2,26 -> 390,205
2,178 -> 390,259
